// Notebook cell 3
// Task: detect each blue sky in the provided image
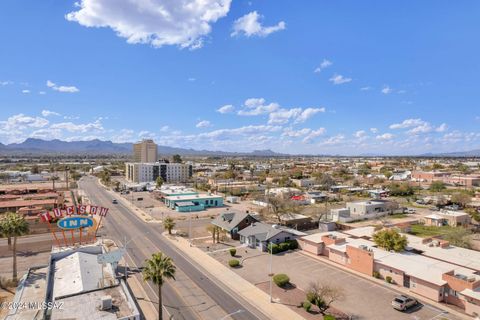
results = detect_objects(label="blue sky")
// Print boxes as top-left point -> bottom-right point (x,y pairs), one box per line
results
0,0 -> 479,155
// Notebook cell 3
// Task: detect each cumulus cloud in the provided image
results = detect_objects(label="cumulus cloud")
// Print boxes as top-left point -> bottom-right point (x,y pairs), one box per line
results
436,123 -> 448,132
237,98 -> 280,116
370,128 -> 378,134
329,74 -> 352,85
354,130 -> 366,138
231,11 -> 285,37
47,80 -> 79,93
303,128 -> 326,143
390,118 -> 425,130
70,2 -> 229,48
50,120 -> 104,133
22,89 -> 30,94
217,104 -> 234,114
314,59 -> 332,73
41,110 -> 61,117
319,134 -> 345,146
160,125 -> 170,132
294,107 -> 326,124
67,0 -> 231,50
196,120 -> 212,128
376,133 -> 394,140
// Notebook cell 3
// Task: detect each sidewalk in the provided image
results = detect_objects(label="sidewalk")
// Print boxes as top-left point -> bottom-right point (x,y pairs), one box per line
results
297,251 -> 471,320
163,233 -> 306,320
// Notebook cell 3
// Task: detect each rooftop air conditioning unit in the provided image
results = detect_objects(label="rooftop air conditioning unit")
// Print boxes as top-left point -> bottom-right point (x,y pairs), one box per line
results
100,295 -> 112,311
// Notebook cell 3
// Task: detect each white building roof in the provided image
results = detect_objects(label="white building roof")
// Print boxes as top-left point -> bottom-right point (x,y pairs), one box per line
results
343,226 -> 376,238
164,193 -> 223,201
301,231 -> 346,244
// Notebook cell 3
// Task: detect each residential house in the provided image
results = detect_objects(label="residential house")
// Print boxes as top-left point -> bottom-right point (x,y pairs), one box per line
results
238,223 -> 306,252
423,210 -> 471,227
211,211 -> 259,240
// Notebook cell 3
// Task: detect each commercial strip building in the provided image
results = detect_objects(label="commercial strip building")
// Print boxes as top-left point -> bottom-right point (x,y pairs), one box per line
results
412,171 -> 480,187
164,193 -> 224,212
298,227 -> 480,316
125,162 -> 193,183
6,243 -> 140,320
133,139 -> 158,163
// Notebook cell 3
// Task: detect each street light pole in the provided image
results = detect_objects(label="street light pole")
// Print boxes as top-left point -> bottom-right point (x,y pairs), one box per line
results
269,241 -> 273,303
189,208 -> 192,246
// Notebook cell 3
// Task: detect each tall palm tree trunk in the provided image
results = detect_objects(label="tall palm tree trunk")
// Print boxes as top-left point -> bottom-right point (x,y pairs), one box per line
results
158,285 -> 163,320
12,236 -> 17,282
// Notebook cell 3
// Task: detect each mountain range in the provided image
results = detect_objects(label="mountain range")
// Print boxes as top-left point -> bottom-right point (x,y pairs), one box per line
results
0,138 -> 285,157
0,138 -> 479,157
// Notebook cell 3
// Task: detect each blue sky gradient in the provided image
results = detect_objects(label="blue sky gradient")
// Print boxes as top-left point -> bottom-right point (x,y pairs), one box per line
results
0,0 -> 479,155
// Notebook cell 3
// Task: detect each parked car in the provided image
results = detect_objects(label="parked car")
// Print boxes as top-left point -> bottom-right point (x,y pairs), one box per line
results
392,295 -> 417,311
405,208 -> 416,214
445,204 -> 460,211
415,199 -> 425,205
112,199 -> 118,204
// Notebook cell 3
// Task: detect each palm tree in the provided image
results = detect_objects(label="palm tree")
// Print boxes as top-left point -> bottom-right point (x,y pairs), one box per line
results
143,252 -> 176,320
50,175 -> 59,190
0,212 -> 29,281
163,217 -> 175,235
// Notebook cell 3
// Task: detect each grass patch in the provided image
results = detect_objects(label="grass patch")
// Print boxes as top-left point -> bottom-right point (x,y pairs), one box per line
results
408,224 -> 460,238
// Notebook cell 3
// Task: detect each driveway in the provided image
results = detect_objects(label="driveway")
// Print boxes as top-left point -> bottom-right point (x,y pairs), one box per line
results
232,251 -> 460,320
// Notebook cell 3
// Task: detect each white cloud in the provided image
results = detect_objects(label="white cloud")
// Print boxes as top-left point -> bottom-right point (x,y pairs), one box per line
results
329,74 -> 352,85
314,59 -> 332,73
294,107 -> 325,124
66,0 -> 231,50
381,85 -> 392,94
217,104 -> 234,114
390,118 -> 425,130
22,89 -> 30,94
50,120 -> 103,133
160,125 -> 170,132
376,133 -> 394,140
360,86 -> 371,91
282,128 -> 311,138
268,108 -> 301,124
370,128 -> 378,134
39,91 -> 46,95
46,80 -> 79,93
41,110 -> 61,117
231,11 -> 285,37
319,134 -> 345,146
303,128 -> 326,143
354,130 -> 366,138
196,120 -> 211,128
188,77 -> 196,82
0,81 -> 13,86
435,123 -> 448,132
238,98 -> 280,116
0,114 -> 49,131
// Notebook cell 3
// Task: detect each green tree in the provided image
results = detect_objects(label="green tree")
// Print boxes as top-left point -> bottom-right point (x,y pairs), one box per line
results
429,181 -> 446,192
314,173 -> 335,190
372,229 -> 408,252
172,154 -> 182,163
163,217 -> 175,235
143,252 -> 176,320
156,176 -> 164,189
450,192 -> 472,208
388,183 -> 415,197
0,213 -> 30,281
444,228 -> 472,249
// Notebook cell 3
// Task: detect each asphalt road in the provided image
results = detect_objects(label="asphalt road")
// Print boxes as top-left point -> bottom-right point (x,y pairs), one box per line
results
79,176 -> 268,320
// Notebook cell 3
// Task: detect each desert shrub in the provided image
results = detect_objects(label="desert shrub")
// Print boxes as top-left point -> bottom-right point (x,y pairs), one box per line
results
279,242 -> 290,252
287,239 -> 298,250
273,273 -> 290,287
229,248 -> 236,257
372,271 -> 381,279
268,243 -> 280,254
385,276 -> 393,283
303,300 -> 312,312
323,316 -> 336,320
228,259 -> 240,268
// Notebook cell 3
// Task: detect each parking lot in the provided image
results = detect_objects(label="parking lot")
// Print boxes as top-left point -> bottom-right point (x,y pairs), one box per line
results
229,251 -> 461,320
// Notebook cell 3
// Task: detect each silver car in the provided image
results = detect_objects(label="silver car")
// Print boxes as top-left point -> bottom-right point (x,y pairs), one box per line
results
392,295 -> 417,311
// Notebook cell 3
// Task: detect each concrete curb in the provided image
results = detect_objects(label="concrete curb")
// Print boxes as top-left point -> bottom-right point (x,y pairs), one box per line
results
163,232 -> 306,320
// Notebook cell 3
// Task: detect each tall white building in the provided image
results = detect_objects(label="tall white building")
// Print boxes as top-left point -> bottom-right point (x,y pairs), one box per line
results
133,139 -> 158,163
125,162 -> 192,183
